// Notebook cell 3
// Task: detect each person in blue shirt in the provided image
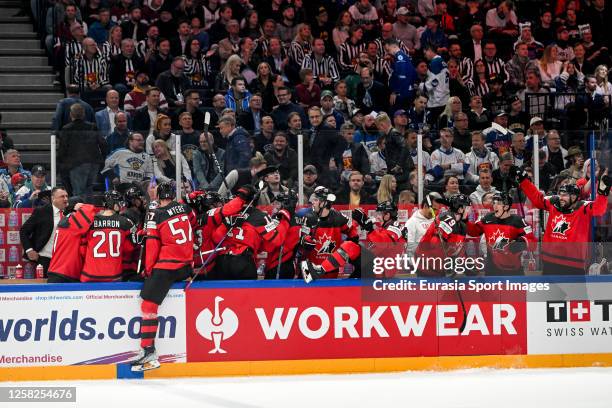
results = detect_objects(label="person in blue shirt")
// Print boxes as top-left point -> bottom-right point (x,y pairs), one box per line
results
384,38 -> 417,111
419,15 -> 449,54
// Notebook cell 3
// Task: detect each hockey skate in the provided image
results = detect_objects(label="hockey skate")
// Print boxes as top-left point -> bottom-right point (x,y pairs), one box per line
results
301,261 -> 324,283
130,346 -> 160,372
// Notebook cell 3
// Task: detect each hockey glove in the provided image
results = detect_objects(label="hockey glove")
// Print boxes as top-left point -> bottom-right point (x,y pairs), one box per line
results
236,184 -> 257,202
227,214 -> 248,228
515,167 -> 530,183
508,239 -> 527,254
352,208 -> 375,232
597,174 -> 611,196
275,208 -> 292,222
300,234 -> 317,251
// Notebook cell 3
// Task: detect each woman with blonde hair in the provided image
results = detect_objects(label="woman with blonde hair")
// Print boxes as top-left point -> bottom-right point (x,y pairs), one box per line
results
152,139 -> 192,184
146,114 -> 177,154
249,62 -> 276,112
438,96 -> 463,129
377,174 -> 398,204
102,26 -> 122,61
538,44 -> 562,87
332,10 -> 352,52
594,64 -> 612,96
214,54 -> 243,93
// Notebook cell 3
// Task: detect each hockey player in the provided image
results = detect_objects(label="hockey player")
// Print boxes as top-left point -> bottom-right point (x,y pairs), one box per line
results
121,186 -> 148,280
517,168 -> 611,275
47,201 -> 98,283
208,184 -> 283,280
415,194 -> 470,277
131,182 -> 195,372
263,190 -> 301,279
300,186 -> 360,282
81,191 -> 136,282
466,192 -> 535,275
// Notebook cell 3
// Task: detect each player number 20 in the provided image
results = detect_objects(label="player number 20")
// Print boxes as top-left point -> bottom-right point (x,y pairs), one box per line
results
169,215 -> 193,244
92,230 -> 121,258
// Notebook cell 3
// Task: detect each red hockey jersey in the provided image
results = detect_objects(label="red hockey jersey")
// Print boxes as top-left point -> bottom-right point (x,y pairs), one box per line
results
262,215 -> 298,272
81,213 -> 135,282
520,178 -> 608,269
145,201 -> 196,273
48,205 -> 98,281
467,213 -> 535,273
416,212 -> 467,277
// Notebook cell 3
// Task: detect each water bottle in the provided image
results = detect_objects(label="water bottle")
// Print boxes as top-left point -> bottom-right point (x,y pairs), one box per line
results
8,246 -> 19,263
256,261 -> 266,278
8,210 -> 18,227
15,264 -> 23,279
36,264 -> 45,279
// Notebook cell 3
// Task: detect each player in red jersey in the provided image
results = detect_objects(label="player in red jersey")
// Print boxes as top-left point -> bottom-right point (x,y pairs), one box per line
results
120,186 -> 148,280
300,186 -> 361,282
132,182 -> 195,372
516,168 -> 611,274
416,194 -> 470,277
208,185 -> 284,280
263,190 -> 301,279
466,192 -> 535,275
47,202 -> 98,283
81,191 -> 136,282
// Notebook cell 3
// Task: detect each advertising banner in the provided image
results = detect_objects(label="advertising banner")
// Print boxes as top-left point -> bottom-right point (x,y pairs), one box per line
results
0,288 -> 186,367
185,285 -> 527,362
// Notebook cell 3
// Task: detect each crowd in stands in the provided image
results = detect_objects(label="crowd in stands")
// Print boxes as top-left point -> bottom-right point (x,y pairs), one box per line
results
1,0 -> 612,212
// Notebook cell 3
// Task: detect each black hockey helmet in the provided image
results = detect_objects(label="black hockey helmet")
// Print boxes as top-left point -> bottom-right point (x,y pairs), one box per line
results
274,189 -> 298,209
103,190 -> 125,210
125,185 -> 145,203
447,194 -> 470,213
204,191 -> 223,208
312,186 -> 336,209
423,191 -> 443,208
186,190 -> 207,213
376,200 -> 398,219
559,183 -> 581,197
492,191 -> 513,207
157,181 -> 175,200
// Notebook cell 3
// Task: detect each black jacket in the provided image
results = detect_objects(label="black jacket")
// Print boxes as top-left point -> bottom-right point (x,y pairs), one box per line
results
355,80 -> 390,114
237,110 -> 268,134
19,204 -> 54,256
58,119 -> 107,169
109,54 -> 145,86
335,187 -> 376,205
155,70 -> 191,108
120,20 -> 148,42
132,106 -> 167,135
333,141 -> 370,176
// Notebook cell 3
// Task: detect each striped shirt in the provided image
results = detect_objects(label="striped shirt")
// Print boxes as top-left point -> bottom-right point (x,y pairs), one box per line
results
374,37 -> 408,59
72,52 -> 110,88
338,41 -> 366,72
64,39 -> 83,67
289,40 -> 311,67
301,53 -> 340,82
470,79 -> 490,97
484,57 -> 508,81
357,58 -> 391,85
102,41 -> 121,62
183,55 -> 211,86
457,57 -> 473,84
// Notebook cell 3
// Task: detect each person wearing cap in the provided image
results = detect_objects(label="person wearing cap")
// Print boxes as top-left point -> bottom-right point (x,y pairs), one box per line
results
392,7 -> 418,53
14,165 -> 52,208
483,110 -> 514,156
420,15 -> 449,55
319,90 -> 344,129
393,109 -> 409,134
564,146 -> 584,180
302,164 -> 319,201
257,165 -> 289,206
513,22 -> 544,60
507,95 -> 529,129
555,26 -> 575,63
384,38 -> 417,109
482,76 -> 508,114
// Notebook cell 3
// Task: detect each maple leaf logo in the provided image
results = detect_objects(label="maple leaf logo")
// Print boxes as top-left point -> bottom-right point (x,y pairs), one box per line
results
489,229 -> 510,251
317,232 -> 337,255
552,215 -> 571,235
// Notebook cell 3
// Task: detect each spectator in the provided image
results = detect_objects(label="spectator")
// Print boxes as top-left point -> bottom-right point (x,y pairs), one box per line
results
123,71 -> 169,114
451,112 -> 472,153
249,63 -> 277,113
51,84 -> 95,132
571,42 -> 594,77
556,26 -> 575,63
430,128 -> 466,183
376,174 -> 397,203
392,7 -> 418,52
506,41 -> 539,92
542,129 -> 568,173
405,129 -> 434,183
442,175 -> 460,198
510,131 -> 531,168
420,15 -> 448,54
348,0 -> 378,34
146,114 -> 176,155
469,169 -> 499,204
482,41 -> 509,81
565,146 -> 584,180
0,177 -> 10,208
13,165 -> 51,208
155,56 -> 190,109
218,152 -> 267,198
301,38 -> 340,86
237,94 -> 266,134
335,170 -> 374,207
106,112 -> 131,153
133,87 -> 165,135
183,38 -> 210,87
463,23 -> 484,61
332,10 -> 352,52
192,131 -> 225,190
594,64 -> 612,96
289,23 -> 313,69
333,122 -> 370,183
356,66 -> 389,113
485,0 -> 518,56
295,68 -> 321,109
177,112 -> 201,168
302,164 -> 319,202
58,103 -> 107,197
507,95 -> 529,130
537,44 -> 563,87
263,131 -> 298,187
491,152 -> 517,192
136,24 -> 159,62
120,5 -> 148,42
258,166 -> 289,205
467,95 -> 490,131
464,130 -> 500,184
534,9 -> 555,46
89,8 -> 116,45
147,37 -> 173,80
73,37 -> 111,92
483,76 -> 508,114
471,59 -> 491,97
517,70 -> 549,117
385,38 -> 416,108
253,115 -> 276,154
306,106 -> 338,178
152,139 -> 192,183
271,86 -> 308,130
513,22 -> 544,60
109,38 -> 144,92
333,80 -> 357,120
173,89 -> 205,130
95,89 -> 125,138
102,26 -> 123,61
19,187 -> 69,275
483,111 -> 513,156
338,25 -> 366,75
219,115 -> 252,175
407,94 -> 431,131
224,76 -> 252,115
375,112 -> 411,177
101,132 -> 154,185
170,19 -> 192,56
423,44 -> 449,116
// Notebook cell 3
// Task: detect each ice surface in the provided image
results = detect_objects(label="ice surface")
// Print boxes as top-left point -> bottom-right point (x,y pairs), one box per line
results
4,367 -> 612,408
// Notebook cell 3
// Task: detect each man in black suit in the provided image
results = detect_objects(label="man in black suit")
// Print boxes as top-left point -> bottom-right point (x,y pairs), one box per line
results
355,67 -> 390,114
120,6 -> 148,42
155,57 -> 190,110
462,23 -> 485,61
237,94 -> 267,135
133,87 -> 165,135
19,187 -> 69,276
109,38 -> 145,94
58,104 -> 107,197
173,89 -> 205,130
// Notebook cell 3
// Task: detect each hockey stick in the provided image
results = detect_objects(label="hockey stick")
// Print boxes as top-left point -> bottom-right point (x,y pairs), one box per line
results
275,244 -> 284,279
136,199 -> 159,276
203,111 -> 233,199
184,181 -> 263,290
430,208 -> 467,333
